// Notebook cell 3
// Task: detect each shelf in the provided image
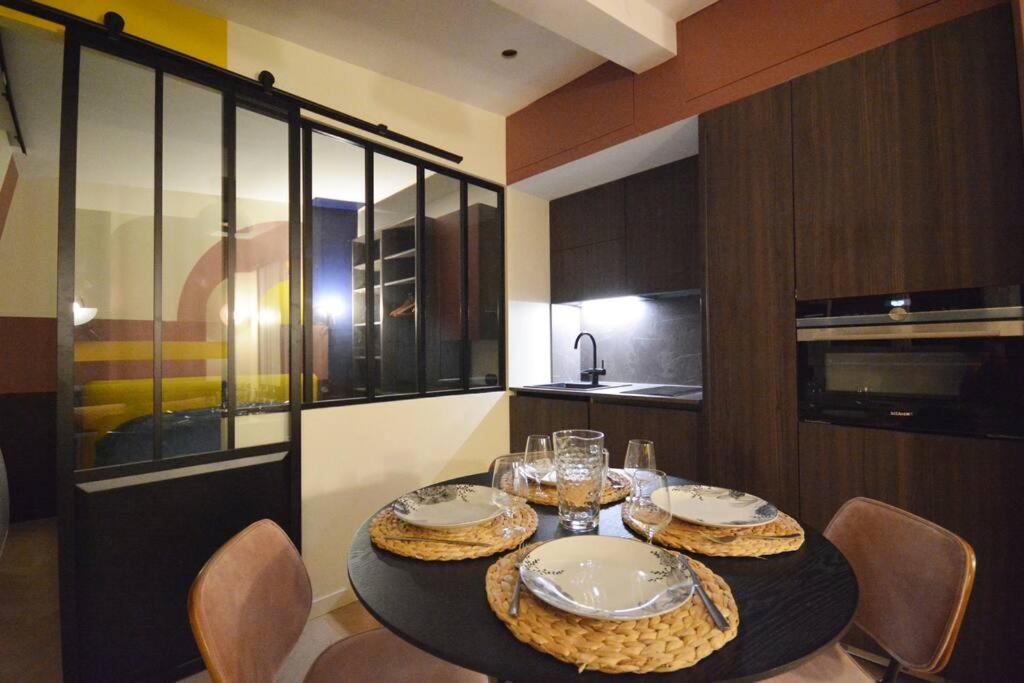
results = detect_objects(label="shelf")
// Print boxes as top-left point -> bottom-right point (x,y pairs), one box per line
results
384,276 -> 415,287
353,285 -> 382,294
353,259 -> 381,271
353,321 -> 381,327
383,248 -> 415,261
353,355 -> 381,360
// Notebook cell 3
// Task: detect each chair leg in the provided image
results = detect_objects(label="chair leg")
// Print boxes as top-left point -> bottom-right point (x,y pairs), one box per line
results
880,657 -> 901,683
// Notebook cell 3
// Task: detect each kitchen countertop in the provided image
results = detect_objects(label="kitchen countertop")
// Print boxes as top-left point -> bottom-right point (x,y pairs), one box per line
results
509,382 -> 702,409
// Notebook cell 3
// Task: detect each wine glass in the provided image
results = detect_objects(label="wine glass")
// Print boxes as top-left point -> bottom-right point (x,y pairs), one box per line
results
523,434 -> 554,485
491,455 -> 530,538
624,468 -> 671,544
624,439 -> 656,480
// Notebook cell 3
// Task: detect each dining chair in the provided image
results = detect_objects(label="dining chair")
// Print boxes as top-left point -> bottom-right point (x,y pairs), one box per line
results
189,519 -> 486,683
765,497 -> 975,682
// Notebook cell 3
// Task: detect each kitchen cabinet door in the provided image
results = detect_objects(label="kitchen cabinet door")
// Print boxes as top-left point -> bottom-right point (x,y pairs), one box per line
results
793,5 -> 1024,299
859,428 -> 1023,682
549,179 -> 625,252
701,83 -> 799,516
590,402 -> 702,479
797,422 -> 866,533
508,395 -> 589,453
625,156 -> 701,295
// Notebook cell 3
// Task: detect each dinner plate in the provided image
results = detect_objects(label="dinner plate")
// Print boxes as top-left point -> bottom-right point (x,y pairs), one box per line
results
392,484 -> 503,530
651,484 -> 779,528
520,536 -> 694,621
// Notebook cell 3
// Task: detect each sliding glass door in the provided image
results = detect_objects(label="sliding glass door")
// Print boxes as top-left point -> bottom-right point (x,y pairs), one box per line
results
58,31 -> 300,682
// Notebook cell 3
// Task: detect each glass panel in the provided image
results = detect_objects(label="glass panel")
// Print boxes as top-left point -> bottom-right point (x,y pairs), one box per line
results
423,172 -> 462,391
374,153 -> 417,396
74,49 -> 155,469
235,107 -> 290,446
309,131 -> 368,401
467,185 -> 502,387
161,75 -> 226,457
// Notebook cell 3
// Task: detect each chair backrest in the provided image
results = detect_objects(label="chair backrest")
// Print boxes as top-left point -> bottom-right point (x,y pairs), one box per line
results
825,497 -> 975,675
189,520 -> 312,683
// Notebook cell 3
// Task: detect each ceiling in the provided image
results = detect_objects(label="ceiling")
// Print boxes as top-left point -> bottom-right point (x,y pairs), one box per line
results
183,0 -> 605,116
185,0 -> 720,116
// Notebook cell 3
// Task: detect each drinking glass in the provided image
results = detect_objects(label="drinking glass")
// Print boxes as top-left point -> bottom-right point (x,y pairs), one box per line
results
624,439 -> 656,479
624,468 -> 671,544
523,434 -> 554,484
553,429 -> 606,532
491,454 -> 529,538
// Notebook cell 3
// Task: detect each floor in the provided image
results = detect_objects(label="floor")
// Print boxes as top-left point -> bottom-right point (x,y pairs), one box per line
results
0,518 -> 63,683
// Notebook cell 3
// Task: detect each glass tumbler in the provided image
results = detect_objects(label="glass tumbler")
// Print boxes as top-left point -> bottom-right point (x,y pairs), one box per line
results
553,429 -> 606,532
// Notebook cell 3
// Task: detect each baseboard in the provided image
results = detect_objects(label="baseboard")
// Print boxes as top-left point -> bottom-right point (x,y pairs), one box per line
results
310,586 -> 352,619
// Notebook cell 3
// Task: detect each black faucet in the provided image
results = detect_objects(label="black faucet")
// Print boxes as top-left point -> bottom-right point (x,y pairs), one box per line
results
574,332 -> 607,387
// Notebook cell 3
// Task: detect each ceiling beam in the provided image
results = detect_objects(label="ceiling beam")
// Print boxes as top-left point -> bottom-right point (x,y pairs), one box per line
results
492,0 -> 677,73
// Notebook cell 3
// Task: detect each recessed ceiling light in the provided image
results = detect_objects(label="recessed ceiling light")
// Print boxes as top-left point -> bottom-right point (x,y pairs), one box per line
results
501,49 -> 518,59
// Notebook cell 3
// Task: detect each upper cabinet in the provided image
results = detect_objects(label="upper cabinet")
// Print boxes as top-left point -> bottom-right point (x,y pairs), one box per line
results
625,157 -> 701,295
792,5 -> 1024,300
549,157 -> 700,303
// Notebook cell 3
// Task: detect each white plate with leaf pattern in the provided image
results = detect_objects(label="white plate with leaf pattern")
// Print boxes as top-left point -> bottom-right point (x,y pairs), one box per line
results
651,484 -> 779,528
520,536 -> 694,621
392,484 -> 503,530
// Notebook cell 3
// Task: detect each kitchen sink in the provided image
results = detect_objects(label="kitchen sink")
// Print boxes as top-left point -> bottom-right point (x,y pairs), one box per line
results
526,382 -> 630,391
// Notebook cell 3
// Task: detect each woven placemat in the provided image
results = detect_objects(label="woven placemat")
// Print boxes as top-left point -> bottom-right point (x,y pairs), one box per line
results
370,504 -> 538,561
485,542 -> 739,674
624,509 -> 804,557
505,470 -> 631,507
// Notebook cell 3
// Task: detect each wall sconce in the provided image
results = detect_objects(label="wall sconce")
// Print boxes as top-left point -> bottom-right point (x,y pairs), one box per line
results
72,299 -> 97,326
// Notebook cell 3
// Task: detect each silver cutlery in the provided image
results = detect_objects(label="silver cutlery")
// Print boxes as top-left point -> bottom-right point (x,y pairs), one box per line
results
699,532 -> 802,545
508,555 -> 525,618
382,535 -> 489,547
676,552 -> 730,631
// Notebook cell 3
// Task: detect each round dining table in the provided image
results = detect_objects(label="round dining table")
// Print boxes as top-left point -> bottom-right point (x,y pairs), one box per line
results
348,473 -> 859,682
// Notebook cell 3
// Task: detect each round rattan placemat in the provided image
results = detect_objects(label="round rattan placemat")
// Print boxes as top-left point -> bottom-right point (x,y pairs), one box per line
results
624,509 -> 805,557
485,542 -> 739,674
506,470 -> 631,507
370,504 -> 538,561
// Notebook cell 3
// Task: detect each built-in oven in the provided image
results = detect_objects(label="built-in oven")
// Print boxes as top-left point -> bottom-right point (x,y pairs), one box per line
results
797,286 -> 1024,439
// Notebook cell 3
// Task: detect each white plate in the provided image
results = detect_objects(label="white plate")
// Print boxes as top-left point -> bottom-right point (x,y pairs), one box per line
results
651,484 -> 779,528
392,484 -> 502,530
520,536 -> 694,621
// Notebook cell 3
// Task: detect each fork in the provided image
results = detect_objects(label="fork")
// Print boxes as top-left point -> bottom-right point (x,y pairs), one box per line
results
699,532 -> 802,545
507,545 -> 531,618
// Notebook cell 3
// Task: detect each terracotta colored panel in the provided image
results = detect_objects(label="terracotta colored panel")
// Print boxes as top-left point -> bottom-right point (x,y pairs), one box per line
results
508,0 -> 1005,181
506,62 -> 635,172
0,317 -> 56,394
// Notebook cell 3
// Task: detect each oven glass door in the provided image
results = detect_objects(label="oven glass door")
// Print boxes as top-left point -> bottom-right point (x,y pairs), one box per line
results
798,337 -> 1024,438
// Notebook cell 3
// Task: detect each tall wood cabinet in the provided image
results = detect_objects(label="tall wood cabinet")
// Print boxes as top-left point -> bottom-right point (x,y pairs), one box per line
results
792,4 -> 1024,299
700,83 -> 799,516
590,402 -> 702,479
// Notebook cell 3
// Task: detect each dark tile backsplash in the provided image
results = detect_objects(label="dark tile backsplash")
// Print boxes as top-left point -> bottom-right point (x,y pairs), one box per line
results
551,295 -> 703,385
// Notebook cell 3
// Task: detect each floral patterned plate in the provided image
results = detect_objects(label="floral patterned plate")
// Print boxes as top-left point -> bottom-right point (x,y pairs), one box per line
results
392,484 -> 503,530
520,536 -> 694,621
651,484 -> 779,528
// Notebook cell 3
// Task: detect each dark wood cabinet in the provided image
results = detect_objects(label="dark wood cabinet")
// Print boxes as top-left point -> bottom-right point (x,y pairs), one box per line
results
798,421 -> 1023,681
590,402 -> 702,479
549,158 -> 700,302
793,5 -> 1024,299
700,83 -> 799,516
508,394 -> 589,452
625,157 -> 701,294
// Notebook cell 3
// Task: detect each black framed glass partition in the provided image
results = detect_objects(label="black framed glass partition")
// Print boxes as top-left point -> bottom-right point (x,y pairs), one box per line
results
301,122 -> 505,406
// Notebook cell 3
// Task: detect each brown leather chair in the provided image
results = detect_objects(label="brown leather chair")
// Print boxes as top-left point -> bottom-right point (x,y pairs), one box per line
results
765,497 -> 975,682
189,519 -> 485,683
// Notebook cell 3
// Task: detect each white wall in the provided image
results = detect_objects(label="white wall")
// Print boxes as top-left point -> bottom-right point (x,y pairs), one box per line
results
227,22 -> 550,615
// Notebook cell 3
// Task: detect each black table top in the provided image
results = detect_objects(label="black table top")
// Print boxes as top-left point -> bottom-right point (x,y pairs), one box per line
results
348,474 -> 858,682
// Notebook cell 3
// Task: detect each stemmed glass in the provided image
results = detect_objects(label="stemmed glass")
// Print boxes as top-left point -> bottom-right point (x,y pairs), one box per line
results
624,468 -> 671,544
491,454 -> 530,538
624,439 -> 656,480
523,434 -> 554,485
